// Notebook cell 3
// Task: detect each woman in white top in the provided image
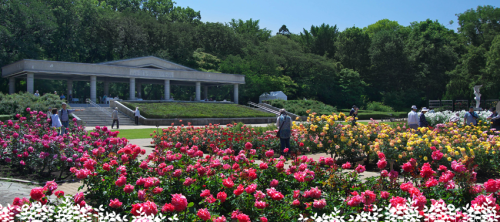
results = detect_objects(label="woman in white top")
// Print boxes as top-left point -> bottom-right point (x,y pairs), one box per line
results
51,108 -> 63,135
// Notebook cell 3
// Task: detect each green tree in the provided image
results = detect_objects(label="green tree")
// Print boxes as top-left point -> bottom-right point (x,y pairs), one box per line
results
276,25 -> 291,37
405,19 -> 459,100
368,30 -> 410,101
334,26 -> 370,73
364,19 -> 402,37
228,18 -> 271,42
337,68 -> 366,108
456,5 -> 500,48
300,23 -> 338,58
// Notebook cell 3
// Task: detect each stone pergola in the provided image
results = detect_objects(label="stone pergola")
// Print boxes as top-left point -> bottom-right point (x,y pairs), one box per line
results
2,56 -> 245,103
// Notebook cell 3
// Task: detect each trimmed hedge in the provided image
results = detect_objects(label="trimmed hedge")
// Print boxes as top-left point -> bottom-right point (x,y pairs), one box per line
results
0,115 -> 12,121
264,99 -> 337,116
339,109 -> 407,120
122,102 -> 276,118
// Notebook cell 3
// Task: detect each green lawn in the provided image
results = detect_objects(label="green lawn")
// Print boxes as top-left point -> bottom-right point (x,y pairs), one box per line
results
111,128 -> 156,140
123,102 -> 275,118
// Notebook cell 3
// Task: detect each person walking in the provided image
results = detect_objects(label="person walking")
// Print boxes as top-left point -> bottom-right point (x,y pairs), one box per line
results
276,109 -> 292,160
111,107 -> 120,129
34,90 -> 40,97
51,108 -> 62,135
419,107 -> 429,128
464,106 -> 478,126
487,107 -> 500,130
134,107 -> 140,125
408,105 -> 419,130
349,105 -> 358,124
59,102 -> 84,134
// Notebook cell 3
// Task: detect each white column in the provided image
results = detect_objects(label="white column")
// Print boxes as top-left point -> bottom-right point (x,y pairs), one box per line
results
129,78 -> 136,100
67,80 -> 73,97
204,86 -> 208,100
234,84 -> 239,104
164,80 -> 170,100
27,73 -> 34,94
195,81 -> 201,101
103,81 -> 109,96
136,82 -> 142,98
90,76 -> 96,102
9,77 -> 15,94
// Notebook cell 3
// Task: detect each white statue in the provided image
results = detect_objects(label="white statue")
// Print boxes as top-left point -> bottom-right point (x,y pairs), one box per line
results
473,85 -> 482,109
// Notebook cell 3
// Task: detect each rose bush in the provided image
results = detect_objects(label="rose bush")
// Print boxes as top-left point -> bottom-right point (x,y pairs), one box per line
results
2,107 -> 500,221
297,111 -> 500,173
0,108 -> 120,178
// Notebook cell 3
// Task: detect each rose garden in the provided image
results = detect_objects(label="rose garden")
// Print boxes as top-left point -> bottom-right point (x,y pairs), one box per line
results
0,106 -> 499,222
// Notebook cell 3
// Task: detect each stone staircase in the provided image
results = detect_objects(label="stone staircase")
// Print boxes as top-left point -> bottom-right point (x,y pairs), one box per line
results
75,107 -> 135,127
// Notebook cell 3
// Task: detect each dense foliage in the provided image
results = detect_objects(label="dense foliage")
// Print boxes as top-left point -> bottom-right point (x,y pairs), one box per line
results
122,102 -> 275,118
0,92 -> 66,117
1,2 -> 499,109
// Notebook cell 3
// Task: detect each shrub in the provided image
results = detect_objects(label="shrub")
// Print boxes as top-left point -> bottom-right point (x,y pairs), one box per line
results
0,92 -> 65,117
366,101 -> 394,112
122,102 -> 275,118
265,99 -> 337,116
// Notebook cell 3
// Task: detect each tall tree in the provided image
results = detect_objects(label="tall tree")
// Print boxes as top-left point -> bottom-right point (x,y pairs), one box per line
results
364,19 -> 402,37
368,29 -> 410,101
228,18 -> 271,42
300,23 -> 338,58
334,26 -> 370,73
405,19 -> 459,100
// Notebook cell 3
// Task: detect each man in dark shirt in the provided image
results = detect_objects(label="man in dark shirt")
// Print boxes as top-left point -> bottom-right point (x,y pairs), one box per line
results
487,107 -> 500,130
419,107 -> 429,128
349,105 -> 358,125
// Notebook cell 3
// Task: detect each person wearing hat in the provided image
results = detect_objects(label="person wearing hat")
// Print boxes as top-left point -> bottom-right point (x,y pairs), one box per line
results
408,105 -> 419,130
419,107 -> 429,128
487,107 -> 500,130
59,102 -> 84,134
349,105 -> 359,124
276,109 -> 292,160
111,107 -> 120,129
464,106 -> 478,126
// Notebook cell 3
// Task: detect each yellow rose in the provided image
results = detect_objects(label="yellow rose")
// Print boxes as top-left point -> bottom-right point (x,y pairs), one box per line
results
447,157 -> 452,161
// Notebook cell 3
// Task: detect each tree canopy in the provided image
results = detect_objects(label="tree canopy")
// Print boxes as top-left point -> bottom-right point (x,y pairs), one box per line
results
1,2 -> 499,110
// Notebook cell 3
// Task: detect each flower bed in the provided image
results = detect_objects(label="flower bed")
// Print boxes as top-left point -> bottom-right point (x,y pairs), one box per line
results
0,108 -> 113,180
297,112 -> 500,174
424,110 -> 493,126
2,108 -> 500,221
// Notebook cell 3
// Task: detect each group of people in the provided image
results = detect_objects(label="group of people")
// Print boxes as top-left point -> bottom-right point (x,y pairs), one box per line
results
407,105 -> 500,130
50,102 -> 84,135
407,105 -> 429,129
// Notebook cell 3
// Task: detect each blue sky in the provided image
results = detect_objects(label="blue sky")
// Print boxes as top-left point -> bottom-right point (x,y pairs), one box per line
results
179,0 -> 499,34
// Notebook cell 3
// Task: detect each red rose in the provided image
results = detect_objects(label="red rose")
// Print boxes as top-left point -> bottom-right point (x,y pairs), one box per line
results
109,198 -> 123,208
30,187 -> 45,201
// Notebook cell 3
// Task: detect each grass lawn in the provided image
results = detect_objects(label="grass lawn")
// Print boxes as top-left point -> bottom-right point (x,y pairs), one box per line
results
111,128 -> 156,140
123,102 -> 275,118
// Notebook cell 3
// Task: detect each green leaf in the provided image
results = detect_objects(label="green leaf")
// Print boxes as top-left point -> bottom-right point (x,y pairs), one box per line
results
187,202 -> 194,208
